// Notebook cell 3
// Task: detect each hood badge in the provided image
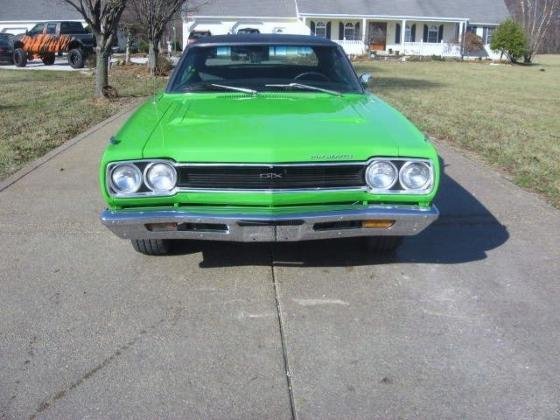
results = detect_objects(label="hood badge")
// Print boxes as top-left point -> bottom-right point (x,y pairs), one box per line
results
310,154 -> 354,161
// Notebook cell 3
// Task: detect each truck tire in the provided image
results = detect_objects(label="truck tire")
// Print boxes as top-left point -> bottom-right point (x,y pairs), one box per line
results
13,48 -> 27,67
363,236 -> 403,254
68,48 -> 84,69
131,239 -> 171,255
42,54 -> 56,65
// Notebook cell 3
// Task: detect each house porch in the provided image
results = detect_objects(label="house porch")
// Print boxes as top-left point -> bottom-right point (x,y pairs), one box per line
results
302,16 -> 469,57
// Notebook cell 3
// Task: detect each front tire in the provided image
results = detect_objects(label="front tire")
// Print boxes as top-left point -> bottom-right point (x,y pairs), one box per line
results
131,239 -> 171,255
68,48 -> 84,69
13,48 -> 27,67
42,54 -> 55,65
363,236 -> 403,254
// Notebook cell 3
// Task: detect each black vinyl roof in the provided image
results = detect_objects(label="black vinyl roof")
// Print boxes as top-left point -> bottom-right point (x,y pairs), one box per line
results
193,34 -> 339,47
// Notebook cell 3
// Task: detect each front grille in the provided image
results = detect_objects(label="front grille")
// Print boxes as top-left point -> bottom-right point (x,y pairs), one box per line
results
176,164 -> 366,190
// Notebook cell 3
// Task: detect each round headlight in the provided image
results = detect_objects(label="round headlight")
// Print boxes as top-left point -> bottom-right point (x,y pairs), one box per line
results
111,164 -> 142,194
399,161 -> 432,191
366,160 -> 398,190
145,163 -> 177,193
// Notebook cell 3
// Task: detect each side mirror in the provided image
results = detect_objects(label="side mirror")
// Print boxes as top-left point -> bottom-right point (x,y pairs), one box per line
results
359,73 -> 372,88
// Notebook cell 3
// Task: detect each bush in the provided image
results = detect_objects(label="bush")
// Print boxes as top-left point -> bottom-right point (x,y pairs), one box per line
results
491,19 -> 527,63
464,31 -> 485,55
155,55 -> 174,76
138,40 -> 149,54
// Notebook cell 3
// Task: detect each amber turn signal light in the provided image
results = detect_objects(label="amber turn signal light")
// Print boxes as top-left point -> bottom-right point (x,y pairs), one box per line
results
361,220 -> 395,229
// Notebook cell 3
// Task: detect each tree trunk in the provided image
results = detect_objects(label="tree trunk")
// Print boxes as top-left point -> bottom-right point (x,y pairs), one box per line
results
125,32 -> 131,65
95,47 -> 110,97
148,39 -> 160,75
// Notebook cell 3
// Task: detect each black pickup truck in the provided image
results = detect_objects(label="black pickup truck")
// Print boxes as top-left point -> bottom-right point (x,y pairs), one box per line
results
12,21 -> 95,68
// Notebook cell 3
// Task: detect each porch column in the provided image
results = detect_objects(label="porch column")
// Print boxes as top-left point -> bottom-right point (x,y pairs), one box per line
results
362,18 -> 367,42
458,20 -> 464,43
401,19 -> 406,55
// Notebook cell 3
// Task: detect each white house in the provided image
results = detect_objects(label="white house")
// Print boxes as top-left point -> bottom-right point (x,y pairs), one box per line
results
184,0 -> 510,58
0,0 -> 85,35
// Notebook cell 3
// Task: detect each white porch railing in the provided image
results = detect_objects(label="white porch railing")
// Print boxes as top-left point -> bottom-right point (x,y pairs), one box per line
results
334,40 -> 367,55
402,42 -> 462,57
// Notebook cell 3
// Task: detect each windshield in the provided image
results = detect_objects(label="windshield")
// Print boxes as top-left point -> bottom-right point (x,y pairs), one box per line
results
168,44 -> 362,94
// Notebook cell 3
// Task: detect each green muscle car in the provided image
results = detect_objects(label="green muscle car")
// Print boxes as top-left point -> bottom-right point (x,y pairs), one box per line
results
100,34 -> 440,255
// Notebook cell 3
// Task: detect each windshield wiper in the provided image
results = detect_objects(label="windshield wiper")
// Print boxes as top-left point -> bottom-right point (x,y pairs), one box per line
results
265,83 -> 342,96
208,83 -> 258,95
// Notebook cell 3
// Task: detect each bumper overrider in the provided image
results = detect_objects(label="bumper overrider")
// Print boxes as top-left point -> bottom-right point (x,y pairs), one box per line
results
100,204 -> 439,242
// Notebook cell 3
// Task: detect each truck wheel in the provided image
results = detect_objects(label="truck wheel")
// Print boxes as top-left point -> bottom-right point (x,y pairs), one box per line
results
68,49 -> 84,69
131,239 -> 171,255
363,236 -> 403,254
42,54 -> 56,65
13,48 -> 27,67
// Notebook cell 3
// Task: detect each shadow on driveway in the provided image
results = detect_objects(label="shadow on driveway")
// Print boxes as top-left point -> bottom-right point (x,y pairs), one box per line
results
169,162 -> 509,268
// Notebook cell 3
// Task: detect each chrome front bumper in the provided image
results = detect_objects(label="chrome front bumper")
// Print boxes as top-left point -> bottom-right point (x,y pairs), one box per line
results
100,204 -> 438,242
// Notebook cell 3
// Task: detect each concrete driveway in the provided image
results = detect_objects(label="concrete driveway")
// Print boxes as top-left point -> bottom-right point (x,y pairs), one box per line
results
1,108 -> 559,419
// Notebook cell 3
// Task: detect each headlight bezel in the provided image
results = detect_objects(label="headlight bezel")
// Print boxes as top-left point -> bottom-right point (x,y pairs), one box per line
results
365,158 -> 435,195
106,159 -> 178,198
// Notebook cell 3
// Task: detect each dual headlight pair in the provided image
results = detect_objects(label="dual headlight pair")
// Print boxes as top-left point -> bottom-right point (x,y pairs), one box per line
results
109,161 -> 177,196
366,160 -> 433,193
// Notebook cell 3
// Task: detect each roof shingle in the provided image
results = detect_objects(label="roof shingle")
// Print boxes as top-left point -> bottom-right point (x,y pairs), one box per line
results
0,0 -> 83,22
190,0 -> 510,25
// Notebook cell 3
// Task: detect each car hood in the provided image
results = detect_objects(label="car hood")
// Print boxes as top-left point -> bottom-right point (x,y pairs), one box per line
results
119,92 -> 432,163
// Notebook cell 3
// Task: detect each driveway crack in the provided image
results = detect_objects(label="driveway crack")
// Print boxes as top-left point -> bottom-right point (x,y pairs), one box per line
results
270,246 -> 297,420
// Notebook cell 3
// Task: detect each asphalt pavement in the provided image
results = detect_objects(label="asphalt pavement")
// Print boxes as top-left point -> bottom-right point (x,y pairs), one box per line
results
1,107 -> 559,419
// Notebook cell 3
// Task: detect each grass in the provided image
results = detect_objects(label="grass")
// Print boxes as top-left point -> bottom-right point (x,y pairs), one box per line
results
355,55 -> 560,207
0,65 -> 165,181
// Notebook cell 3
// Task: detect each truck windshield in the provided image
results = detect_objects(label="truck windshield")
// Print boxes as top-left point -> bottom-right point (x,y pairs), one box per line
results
168,44 -> 362,94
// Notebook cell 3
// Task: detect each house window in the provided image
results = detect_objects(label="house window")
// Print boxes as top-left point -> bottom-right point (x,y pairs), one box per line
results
344,23 -> 355,40
315,21 -> 327,38
405,25 -> 412,42
427,25 -> 439,43
485,27 -> 494,45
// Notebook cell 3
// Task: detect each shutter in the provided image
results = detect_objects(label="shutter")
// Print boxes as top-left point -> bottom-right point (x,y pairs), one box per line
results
395,23 -> 401,44
411,24 -> 416,42
438,24 -> 444,42
423,25 -> 428,42
355,22 -> 360,40
310,21 -> 315,35
326,21 -> 331,39
339,22 -> 344,40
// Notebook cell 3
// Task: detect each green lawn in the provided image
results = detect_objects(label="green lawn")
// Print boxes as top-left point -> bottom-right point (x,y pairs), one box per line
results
0,66 -> 164,181
355,55 -> 560,207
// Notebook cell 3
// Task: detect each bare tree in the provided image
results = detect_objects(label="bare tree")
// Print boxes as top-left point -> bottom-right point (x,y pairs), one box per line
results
130,0 -> 186,74
512,0 -> 560,62
61,0 -> 128,97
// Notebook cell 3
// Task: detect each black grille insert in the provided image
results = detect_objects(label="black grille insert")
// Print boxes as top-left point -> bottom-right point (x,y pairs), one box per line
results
176,164 -> 366,190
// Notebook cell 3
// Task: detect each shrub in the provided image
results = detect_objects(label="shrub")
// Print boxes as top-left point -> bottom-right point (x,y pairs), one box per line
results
155,55 -> 174,76
138,40 -> 149,54
491,19 -> 527,63
464,31 -> 485,55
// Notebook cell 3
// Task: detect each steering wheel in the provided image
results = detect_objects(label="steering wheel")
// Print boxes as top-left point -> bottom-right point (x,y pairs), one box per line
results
293,71 -> 330,82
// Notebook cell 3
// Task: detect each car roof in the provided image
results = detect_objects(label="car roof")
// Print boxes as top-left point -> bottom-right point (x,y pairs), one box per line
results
192,34 -> 338,47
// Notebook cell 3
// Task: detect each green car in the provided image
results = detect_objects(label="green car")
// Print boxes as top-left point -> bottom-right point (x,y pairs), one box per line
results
100,34 -> 440,255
